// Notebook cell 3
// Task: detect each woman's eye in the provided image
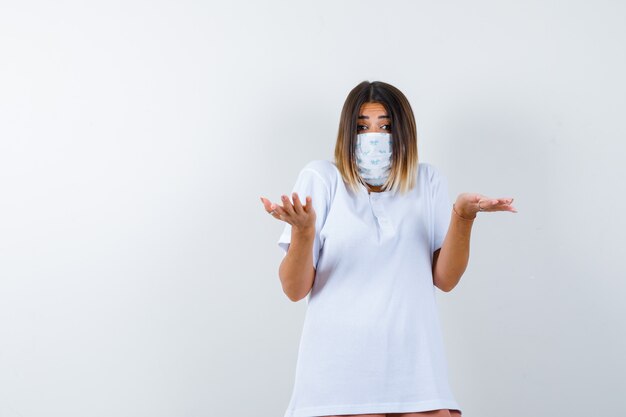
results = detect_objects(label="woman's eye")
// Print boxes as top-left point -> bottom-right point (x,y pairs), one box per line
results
381,124 -> 391,130
357,125 -> 368,131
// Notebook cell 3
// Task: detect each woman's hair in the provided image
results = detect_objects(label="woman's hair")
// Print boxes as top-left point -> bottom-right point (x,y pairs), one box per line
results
334,80 -> 419,195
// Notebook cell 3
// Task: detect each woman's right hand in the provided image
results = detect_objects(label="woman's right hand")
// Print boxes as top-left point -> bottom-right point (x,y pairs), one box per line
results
260,193 -> 316,233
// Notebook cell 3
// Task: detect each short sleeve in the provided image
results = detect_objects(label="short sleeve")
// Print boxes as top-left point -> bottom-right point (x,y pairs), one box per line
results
430,165 -> 452,254
276,166 -> 331,269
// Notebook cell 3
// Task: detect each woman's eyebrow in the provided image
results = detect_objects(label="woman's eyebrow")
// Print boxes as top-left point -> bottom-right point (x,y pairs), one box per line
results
358,115 -> 390,119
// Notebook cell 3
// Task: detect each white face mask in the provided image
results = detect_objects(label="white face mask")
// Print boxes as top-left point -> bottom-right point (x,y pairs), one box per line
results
355,132 -> 393,186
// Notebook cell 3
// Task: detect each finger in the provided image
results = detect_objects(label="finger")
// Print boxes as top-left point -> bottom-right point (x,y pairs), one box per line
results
497,204 -> 517,213
265,202 -> 280,218
292,192 -> 304,214
260,197 -> 273,213
476,197 -> 487,211
495,198 -> 515,208
302,196 -> 312,213
488,199 -> 516,212
260,197 -> 274,213
475,195 -> 488,211
494,197 -> 514,205
477,198 -> 498,212
477,196 -> 517,212
280,194 -> 296,216
497,198 -> 517,211
271,203 -> 287,219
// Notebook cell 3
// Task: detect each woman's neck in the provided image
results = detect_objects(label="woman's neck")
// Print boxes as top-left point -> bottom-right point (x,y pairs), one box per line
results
367,184 -> 384,194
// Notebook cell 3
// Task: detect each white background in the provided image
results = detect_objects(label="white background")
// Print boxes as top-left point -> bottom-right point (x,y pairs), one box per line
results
1,1 -> 625,416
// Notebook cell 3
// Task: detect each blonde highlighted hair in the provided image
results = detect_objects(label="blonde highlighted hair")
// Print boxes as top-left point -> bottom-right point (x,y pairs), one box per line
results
334,81 -> 419,195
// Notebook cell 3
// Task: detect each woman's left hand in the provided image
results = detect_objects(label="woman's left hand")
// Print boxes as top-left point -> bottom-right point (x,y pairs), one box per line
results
454,193 -> 517,219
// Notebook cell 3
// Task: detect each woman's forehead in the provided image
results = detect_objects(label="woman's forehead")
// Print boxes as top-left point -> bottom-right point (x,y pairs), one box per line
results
359,102 -> 388,114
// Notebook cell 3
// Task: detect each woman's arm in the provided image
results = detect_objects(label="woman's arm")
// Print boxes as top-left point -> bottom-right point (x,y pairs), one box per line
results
279,227 -> 316,302
433,194 -> 516,292
432,210 -> 473,292
261,192 -> 319,302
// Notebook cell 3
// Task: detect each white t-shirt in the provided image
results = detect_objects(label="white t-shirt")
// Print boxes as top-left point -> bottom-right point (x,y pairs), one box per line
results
277,159 -> 462,417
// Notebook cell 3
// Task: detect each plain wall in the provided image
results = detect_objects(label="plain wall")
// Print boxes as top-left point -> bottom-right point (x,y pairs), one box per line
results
1,1 -> 625,416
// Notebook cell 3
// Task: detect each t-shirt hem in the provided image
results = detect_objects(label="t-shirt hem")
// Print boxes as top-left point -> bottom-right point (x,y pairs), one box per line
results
284,399 -> 462,417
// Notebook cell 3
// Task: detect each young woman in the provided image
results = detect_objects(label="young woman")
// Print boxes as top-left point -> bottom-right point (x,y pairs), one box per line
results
260,81 -> 517,417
